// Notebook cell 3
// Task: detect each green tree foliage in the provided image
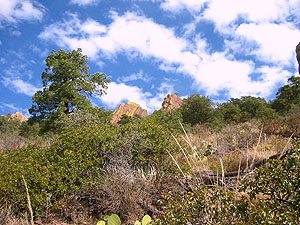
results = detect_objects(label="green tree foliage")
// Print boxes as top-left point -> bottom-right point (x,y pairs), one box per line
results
272,76 -> 300,114
180,94 -> 214,126
0,116 -> 180,218
0,116 -> 21,134
149,109 -> 185,132
117,114 -> 134,126
218,96 -> 275,123
51,107 -> 113,133
29,48 -> 110,132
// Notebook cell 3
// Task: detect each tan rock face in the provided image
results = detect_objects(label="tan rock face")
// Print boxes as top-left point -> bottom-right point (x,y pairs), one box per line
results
161,94 -> 184,112
8,112 -> 28,122
296,42 -> 300,74
111,102 -> 148,125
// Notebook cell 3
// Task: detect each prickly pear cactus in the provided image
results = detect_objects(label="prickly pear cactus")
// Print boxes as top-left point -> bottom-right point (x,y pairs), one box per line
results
97,221 -> 106,225
134,214 -> 152,225
97,214 -> 121,225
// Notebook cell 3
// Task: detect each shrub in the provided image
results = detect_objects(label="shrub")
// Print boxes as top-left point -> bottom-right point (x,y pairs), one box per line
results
180,94 -> 214,126
0,116 -> 21,134
42,107 -> 113,134
155,143 -> 300,224
0,125 -> 108,218
0,119 -> 180,221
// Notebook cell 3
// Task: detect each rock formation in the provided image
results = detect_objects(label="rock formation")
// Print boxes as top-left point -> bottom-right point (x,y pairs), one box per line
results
161,93 -> 184,112
111,102 -> 148,125
296,42 -> 300,74
6,112 -> 28,122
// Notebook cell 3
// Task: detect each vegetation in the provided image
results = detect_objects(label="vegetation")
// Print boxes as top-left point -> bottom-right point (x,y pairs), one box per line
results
157,145 -> 300,224
29,48 -> 110,133
1,48 -> 300,224
272,76 -> 300,113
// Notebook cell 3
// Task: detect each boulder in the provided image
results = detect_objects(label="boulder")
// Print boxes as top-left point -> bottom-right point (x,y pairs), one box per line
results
161,93 -> 184,112
111,102 -> 148,125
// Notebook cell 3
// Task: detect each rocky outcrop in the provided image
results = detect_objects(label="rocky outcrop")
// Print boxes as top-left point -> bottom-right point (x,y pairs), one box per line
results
6,112 -> 28,122
111,102 -> 148,125
161,93 -> 184,112
296,42 -> 300,74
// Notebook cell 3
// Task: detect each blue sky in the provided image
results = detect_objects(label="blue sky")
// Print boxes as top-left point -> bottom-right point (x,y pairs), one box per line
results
1,0 -> 300,116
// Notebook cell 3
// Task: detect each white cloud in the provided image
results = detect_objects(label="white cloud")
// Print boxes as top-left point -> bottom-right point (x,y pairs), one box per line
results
162,0 -> 300,67
162,0 -> 300,25
100,80 -> 175,113
11,30 -> 21,36
100,82 -> 152,110
0,0 -> 44,25
0,103 -> 21,112
117,70 -> 152,83
2,77 -> 39,96
39,10 -> 295,103
39,12 -> 189,62
233,22 -> 300,65
202,0 -> 295,27
70,0 -> 100,6
190,52 -> 291,98
161,0 -> 208,12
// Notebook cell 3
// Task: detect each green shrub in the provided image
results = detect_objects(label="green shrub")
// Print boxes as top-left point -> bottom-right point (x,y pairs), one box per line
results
0,118 -> 180,220
0,125 -> 110,217
156,143 -> 300,224
0,116 -> 21,134
180,94 -> 214,126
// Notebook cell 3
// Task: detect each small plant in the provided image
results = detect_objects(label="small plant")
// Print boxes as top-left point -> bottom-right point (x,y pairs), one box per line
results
134,214 -> 152,225
97,214 -> 152,225
97,214 -> 121,225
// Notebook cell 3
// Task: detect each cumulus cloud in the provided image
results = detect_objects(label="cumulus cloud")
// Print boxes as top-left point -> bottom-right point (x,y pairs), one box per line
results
70,0 -> 100,6
39,12 -> 189,62
117,70 -> 152,83
162,0 -> 300,70
39,10 -> 295,109
160,0 -> 208,12
0,0 -> 45,26
190,52 -> 291,98
2,77 -> 39,96
233,22 -> 300,65
99,80 -> 175,112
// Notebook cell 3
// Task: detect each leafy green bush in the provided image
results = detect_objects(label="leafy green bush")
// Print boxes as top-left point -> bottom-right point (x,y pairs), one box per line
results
0,125 -> 111,217
0,117 -> 180,220
149,109 -> 185,133
218,96 -> 275,124
241,144 -> 300,223
180,94 -> 214,126
0,116 -> 21,134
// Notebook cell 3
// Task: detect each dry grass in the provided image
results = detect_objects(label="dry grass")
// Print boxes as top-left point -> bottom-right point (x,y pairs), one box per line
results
170,121 -> 292,176
0,205 -> 29,225
0,133 -> 28,153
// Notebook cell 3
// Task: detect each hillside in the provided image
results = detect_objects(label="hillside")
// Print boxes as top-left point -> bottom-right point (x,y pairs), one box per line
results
0,47 -> 299,224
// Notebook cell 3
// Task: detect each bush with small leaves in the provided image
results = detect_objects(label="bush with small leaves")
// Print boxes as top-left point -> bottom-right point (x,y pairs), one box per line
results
156,143 -> 300,224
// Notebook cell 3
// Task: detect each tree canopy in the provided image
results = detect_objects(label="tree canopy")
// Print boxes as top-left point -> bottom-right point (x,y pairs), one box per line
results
181,94 -> 214,126
218,96 -> 275,123
29,48 -> 110,127
271,76 -> 300,114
